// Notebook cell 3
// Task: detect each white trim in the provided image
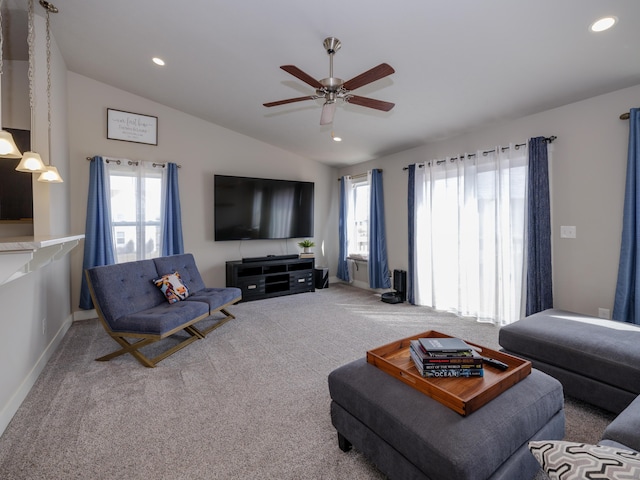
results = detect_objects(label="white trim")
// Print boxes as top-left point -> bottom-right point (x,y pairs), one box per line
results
73,309 -> 97,321
0,315 -> 72,436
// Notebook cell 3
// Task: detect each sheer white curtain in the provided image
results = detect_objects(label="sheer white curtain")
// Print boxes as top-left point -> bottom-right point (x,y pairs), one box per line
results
412,144 -> 528,325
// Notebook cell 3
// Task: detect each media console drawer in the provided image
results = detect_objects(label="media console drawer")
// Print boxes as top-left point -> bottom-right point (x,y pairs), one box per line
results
290,271 -> 313,292
236,277 -> 266,298
226,257 -> 315,302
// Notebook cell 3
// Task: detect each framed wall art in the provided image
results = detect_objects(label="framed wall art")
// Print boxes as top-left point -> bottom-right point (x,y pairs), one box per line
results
107,108 -> 158,145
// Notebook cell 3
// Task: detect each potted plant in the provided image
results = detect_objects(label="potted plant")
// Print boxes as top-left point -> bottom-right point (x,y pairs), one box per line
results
298,239 -> 315,253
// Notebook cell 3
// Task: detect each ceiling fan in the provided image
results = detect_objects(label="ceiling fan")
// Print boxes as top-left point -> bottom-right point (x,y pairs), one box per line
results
263,37 -> 395,125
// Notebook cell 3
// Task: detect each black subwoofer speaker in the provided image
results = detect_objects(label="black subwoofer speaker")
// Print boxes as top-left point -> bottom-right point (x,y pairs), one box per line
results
314,267 -> 329,289
393,269 -> 407,301
381,269 -> 407,304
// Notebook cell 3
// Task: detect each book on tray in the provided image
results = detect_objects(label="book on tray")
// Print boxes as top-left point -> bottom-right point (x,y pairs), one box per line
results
410,339 -> 484,378
418,337 -> 473,355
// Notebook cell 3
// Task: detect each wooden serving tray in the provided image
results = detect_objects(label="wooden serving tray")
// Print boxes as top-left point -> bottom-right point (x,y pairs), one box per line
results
366,330 -> 531,415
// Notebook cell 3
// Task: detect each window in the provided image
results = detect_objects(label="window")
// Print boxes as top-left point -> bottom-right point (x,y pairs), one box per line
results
347,178 -> 370,260
107,162 -> 164,263
412,146 -> 528,324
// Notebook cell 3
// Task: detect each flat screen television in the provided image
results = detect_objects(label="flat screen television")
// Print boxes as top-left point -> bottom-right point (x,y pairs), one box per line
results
214,174 -> 314,241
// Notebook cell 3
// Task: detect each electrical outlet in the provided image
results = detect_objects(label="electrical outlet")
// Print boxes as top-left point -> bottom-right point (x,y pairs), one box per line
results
560,226 -> 576,238
598,308 -> 610,319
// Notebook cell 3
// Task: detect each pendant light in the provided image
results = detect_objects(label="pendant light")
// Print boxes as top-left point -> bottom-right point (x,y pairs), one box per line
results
15,0 -> 46,172
0,0 -> 23,158
37,0 -> 62,183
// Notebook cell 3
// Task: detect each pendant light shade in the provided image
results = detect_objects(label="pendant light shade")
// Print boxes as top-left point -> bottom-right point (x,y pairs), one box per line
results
16,150 -> 46,172
37,165 -> 63,183
0,130 -> 23,158
34,0 -> 63,183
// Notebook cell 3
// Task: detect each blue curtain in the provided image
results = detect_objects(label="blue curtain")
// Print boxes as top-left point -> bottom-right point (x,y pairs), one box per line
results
336,176 -> 351,282
613,108 -> 640,324
526,137 -> 553,315
161,162 -> 184,256
407,164 -> 416,304
79,157 -> 116,310
368,169 -> 391,289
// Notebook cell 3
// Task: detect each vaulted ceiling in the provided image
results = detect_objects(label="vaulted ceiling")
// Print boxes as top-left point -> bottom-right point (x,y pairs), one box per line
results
5,1 -> 640,167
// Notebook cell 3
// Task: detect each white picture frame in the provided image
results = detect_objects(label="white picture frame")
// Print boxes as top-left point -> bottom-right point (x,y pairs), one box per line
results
107,108 -> 158,145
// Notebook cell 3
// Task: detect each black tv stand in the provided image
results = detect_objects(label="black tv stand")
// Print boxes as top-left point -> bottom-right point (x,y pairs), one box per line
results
226,256 -> 315,302
242,254 -> 299,263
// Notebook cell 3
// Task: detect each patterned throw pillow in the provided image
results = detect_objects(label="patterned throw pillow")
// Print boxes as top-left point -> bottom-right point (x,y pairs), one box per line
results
153,271 -> 190,304
528,440 -> 640,480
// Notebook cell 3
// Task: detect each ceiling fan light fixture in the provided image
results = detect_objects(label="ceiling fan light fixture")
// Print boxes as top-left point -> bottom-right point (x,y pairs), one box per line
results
590,16 -> 617,32
320,101 -> 337,125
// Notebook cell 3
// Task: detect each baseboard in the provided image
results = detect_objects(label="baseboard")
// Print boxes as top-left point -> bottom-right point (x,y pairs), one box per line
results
330,277 -> 366,289
332,277 -> 385,293
0,314 -> 73,436
351,279 -> 370,290
73,309 -> 97,321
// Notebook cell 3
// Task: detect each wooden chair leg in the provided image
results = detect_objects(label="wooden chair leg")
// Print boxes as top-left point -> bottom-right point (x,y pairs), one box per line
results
200,313 -> 234,336
184,325 -> 206,339
96,306 -> 238,367
98,328 -> 207,368
96,336 -> 158,368
147,334 -> 200,365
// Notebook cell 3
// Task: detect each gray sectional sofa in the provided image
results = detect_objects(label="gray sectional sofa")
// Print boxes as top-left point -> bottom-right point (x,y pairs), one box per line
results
499,308 -> 640,456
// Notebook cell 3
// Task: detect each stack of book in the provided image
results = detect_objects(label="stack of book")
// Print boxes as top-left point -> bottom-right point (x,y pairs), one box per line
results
409,337 -> 484,378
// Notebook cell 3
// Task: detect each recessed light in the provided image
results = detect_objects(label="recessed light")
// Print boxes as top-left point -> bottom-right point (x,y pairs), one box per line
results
152,57 -> 165,66
590,16 -> 617,32
331,132 -> 342,142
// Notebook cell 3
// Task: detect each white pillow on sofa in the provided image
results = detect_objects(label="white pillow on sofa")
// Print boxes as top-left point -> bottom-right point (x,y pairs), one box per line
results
528,440 -> 640,480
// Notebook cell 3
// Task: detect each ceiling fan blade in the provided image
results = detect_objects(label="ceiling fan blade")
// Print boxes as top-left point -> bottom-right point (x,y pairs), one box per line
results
320,102 -> 336,125
346,95 -> 395,112
263,96 -> 316,107
280,65 -> 323,89
343,63 -> 395,91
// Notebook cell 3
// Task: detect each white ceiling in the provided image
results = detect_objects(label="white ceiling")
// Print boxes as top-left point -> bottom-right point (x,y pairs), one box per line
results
6,0 -> 640,167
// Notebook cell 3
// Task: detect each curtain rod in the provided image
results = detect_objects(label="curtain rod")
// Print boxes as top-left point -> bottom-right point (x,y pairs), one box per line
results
337,168 -> 382,181
620,112 -> 630,120
401,136 -> 556,171
86,156 -> 181,168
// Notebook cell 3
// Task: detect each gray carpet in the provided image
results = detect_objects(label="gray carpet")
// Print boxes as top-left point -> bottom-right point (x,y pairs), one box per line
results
0,284 -> 615,479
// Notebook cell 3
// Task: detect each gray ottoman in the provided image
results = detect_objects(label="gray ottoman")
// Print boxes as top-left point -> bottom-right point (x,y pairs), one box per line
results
328,358 -> 564,480
499,308 -> 640,414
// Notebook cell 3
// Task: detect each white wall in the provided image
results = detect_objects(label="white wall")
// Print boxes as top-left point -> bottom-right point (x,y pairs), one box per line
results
2,60 -> 30,130
338,83 -> 640,319
67,73 -> 337,315
0,16 -> 73,435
